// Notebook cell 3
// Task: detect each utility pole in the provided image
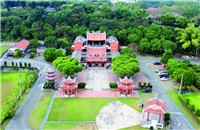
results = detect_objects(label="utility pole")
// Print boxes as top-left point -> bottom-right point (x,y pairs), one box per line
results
18,71 -> 22,99
179,73 -> 184,95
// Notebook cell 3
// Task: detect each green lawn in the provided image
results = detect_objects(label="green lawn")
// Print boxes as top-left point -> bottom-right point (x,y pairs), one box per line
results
0,46 -> 9,56
181,94 -> 200,110
0,71 -> 30,106
48,98 -> 142,122
29,91 -> 53,130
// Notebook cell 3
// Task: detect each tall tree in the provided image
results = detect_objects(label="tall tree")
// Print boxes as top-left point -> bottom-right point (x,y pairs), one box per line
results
176,23 -> 200,57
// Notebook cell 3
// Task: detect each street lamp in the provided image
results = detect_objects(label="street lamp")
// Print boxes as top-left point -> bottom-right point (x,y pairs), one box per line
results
178,73 -> 184,95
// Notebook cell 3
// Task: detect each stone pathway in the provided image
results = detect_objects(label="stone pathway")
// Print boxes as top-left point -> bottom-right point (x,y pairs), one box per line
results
55,89 -> 139,98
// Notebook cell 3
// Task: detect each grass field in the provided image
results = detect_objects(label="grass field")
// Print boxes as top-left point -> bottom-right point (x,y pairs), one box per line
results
0,71 -> 29,105
48,98 -> 142,122
29,91 -> 53,130
181,94 -> 200,110
0,46 -> 9,56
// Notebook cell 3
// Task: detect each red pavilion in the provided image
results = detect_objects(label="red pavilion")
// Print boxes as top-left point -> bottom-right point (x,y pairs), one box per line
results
141,97 -> 166,128
60,77 -> 77,97
118,77 -> 136,97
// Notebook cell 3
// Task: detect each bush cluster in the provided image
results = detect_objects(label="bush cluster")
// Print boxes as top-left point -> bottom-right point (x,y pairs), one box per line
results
43,80 -> 58,90
78,82 -> 86,89
109,82 -> 118,89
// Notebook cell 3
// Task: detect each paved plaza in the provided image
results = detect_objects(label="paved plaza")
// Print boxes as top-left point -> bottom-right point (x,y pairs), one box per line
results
96,101 -> 142,129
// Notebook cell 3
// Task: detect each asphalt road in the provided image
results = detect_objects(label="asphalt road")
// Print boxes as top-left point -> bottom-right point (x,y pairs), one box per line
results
138,56 -> 194,130
1,58 -> 51,130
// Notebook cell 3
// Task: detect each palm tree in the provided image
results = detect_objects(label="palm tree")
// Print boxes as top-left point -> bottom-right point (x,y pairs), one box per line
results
176,23 -> 200,59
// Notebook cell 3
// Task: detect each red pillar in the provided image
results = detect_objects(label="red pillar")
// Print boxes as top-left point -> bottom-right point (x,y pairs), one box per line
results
147,112 -> 150,121
158,114 -> 161,123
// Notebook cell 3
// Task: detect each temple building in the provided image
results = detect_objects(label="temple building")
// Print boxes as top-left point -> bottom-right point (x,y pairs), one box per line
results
141,97 -> 166,129
71,31 -> 119,67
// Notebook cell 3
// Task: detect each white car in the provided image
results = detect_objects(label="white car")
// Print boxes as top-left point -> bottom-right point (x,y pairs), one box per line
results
161,77 -> 169,81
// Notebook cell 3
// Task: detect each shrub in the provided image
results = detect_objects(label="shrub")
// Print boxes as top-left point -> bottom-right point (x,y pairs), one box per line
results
43,81 -> 56,89
109,82 -> 118,89
4,61 -> 7,67
164,113 -> 171,126
19,62 -> 22,68
196,109 -> 200,117
186,98 -> 190,106
78,82 -> 86,89
191,105 -> 195,112
29,53 -> 35,59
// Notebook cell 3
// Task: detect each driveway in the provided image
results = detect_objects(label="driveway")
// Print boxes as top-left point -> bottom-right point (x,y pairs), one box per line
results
138,56 -> 194,130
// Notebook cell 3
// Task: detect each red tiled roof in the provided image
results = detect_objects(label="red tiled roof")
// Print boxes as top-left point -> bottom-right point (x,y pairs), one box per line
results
120,79 -> 133,85
144,98 -> 166,114
14,39 -> 29,50
87,32 -> 106,41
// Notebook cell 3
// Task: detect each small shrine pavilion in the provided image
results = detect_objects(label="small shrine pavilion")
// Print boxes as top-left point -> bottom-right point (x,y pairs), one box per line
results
118,77 -> 135,97
141,97 -> 166,128
71,31 -> 119,66
45,68 -> 57,81
60,77 -> 77,97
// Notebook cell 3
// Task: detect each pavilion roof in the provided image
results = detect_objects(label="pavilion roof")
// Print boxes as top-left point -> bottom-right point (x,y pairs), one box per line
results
144,98 -> 166,114
13,39 -> 29,50
46,68 -> 56,73
87,32 -> 106,41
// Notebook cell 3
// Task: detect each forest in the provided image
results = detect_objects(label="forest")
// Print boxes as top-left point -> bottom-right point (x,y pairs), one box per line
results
1,0 -> 200,55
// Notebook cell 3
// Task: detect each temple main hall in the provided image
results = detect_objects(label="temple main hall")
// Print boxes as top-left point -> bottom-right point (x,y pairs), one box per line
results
71,31 -> 119,67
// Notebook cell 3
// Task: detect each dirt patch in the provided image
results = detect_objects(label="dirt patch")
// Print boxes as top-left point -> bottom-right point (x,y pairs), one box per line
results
72,124 -> 97,130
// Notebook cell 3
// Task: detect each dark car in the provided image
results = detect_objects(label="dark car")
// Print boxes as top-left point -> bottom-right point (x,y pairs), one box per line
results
159,74 -> 169,78
153,62 -> 162,65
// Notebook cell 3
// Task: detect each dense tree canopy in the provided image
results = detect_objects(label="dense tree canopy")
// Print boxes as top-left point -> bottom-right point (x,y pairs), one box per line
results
112,55 -> 140,77
53,56 -> 83,76
160,50 -> 173,64
43,48 -> 65,62
1,1 -> 200,56
176,23 -> 200,56
166,59 -> 200,88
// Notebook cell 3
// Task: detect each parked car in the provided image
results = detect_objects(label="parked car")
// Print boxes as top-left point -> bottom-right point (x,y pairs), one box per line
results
153,62 -> 162,65
159,74 -> 169,78
161,77 -> 169,81
158,71 -> 167,75
155,69 -> 159,73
